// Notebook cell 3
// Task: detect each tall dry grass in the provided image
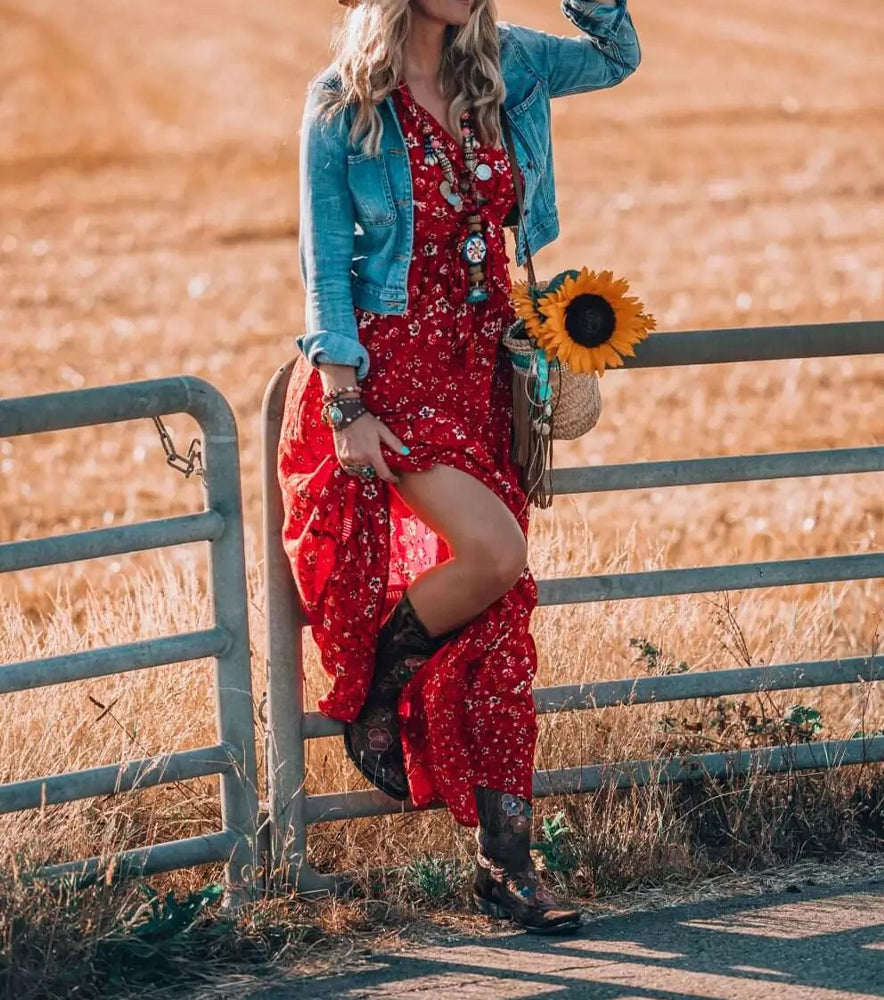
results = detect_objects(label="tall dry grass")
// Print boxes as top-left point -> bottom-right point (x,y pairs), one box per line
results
2,543 -> 882,997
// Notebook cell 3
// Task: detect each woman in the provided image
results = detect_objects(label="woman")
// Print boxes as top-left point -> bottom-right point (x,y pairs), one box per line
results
278,0 -> 641,933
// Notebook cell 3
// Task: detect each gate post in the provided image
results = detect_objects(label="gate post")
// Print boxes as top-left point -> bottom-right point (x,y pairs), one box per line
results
261,362 -> 341,895
189,382 -> 261,908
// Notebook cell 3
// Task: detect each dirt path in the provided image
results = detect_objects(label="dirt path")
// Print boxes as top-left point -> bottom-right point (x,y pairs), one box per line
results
246,881 -> 884,1000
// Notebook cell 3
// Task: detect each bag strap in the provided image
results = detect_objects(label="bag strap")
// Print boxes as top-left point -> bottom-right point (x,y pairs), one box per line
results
501,113 -> 538,288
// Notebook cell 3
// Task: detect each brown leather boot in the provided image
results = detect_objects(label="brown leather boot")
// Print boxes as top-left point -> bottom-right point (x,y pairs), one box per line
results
344,591 -> 459,799
473,786 -> 582,934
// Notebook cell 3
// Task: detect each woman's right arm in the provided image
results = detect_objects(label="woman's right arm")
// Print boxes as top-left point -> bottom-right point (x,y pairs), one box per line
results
504,0 -> 641,99
296,81 -> 371,382
296,82 -> 407,482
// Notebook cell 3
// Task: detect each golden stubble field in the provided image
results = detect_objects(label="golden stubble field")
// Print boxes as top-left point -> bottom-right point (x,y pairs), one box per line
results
0,0 -> 882,876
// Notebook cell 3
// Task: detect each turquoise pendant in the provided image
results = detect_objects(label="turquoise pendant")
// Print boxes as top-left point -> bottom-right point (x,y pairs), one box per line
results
441,180 -> 463,210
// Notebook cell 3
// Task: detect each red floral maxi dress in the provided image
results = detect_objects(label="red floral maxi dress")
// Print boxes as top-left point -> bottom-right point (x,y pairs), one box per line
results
277,80 -> 538,827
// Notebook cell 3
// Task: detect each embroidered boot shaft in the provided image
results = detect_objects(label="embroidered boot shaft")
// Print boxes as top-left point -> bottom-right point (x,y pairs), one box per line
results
344,591 -> 460,799
473,786 -> 582,935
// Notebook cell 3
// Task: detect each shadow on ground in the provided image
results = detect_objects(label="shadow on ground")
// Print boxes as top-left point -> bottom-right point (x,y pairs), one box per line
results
246,880 -> 884,999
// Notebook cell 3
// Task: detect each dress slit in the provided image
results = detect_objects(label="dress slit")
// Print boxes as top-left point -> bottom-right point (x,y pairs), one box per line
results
278,80 -> 538,826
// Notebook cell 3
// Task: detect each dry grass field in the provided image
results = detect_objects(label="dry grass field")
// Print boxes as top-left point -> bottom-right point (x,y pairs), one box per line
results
1,0 -> 883,993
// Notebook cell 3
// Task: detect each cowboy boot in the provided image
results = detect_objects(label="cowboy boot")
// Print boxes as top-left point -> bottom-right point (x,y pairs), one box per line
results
344,590 -> 460,799
472,786 -> 582,934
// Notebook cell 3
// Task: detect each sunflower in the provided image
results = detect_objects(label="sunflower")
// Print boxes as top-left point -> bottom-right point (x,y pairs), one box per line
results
509,277 -> 548,341
510,267 -> 656,376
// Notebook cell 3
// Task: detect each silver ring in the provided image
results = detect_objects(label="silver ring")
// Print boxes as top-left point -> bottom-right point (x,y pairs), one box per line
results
343,463 -> 376,479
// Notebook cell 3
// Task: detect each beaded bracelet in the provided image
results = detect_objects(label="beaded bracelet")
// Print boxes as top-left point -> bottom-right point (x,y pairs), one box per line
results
321,384 -> 362,404
321,396 -> 369,430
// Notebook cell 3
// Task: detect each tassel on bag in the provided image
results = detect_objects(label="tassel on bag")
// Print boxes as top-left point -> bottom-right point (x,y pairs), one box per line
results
501,116 -> 603,510
505,312 -> 557,509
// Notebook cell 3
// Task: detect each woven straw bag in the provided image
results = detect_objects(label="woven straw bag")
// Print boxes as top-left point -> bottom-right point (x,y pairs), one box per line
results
502,291 -> 602,441
501,120 -> 603,509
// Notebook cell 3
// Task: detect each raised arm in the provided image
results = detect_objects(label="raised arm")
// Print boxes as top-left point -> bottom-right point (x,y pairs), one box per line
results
503,0 -> 641,99
296,82 -> 371,380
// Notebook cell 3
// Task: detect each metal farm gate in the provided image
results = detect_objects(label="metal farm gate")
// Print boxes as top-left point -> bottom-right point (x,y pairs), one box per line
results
2,321 -> 882,903
0,377 -> 259,908
261,320 -> 884,896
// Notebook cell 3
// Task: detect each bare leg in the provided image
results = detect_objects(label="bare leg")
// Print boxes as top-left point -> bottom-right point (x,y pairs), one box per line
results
394,463 -> 528,637
343,463 -> 528,799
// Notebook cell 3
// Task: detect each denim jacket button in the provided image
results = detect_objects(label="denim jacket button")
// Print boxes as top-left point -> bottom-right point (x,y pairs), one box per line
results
527,160 -> 535,169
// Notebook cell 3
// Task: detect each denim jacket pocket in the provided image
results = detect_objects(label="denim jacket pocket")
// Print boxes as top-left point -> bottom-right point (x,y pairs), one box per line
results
347,152 -> 397,227
507,79 -> 549,162
506,81 -> 552,214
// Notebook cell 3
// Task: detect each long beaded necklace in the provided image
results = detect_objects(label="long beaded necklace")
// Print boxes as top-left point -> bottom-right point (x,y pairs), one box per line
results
401,83 -> 493,304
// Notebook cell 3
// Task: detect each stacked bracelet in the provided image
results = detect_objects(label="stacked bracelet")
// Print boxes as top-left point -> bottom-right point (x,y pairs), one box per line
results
321,384 -> 362,404
321,395 -> 369,431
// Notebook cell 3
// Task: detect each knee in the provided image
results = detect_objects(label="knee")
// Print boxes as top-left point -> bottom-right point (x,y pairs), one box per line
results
464,533 -> 528,597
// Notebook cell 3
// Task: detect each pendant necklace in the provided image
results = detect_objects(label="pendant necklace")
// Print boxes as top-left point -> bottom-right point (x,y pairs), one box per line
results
405,86 -> 492,304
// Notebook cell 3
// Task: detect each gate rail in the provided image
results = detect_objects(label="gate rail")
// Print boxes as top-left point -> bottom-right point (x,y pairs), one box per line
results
262,320 -> 884,895
0,377 -> 259,908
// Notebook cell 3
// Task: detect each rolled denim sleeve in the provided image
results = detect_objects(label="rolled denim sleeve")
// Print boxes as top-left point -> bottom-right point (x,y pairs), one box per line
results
507,0 -> 641,99
296,83 -> 370,380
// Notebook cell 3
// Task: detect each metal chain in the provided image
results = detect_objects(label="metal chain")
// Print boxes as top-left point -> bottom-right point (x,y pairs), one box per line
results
151,415 -> 205,479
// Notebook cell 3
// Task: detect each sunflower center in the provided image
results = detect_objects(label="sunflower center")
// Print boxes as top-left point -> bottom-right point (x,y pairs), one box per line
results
564,294 -> 617,348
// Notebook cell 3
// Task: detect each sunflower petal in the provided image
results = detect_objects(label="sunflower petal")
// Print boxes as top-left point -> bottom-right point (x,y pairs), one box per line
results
597,342 -> 622,367
612,340 -> 637,358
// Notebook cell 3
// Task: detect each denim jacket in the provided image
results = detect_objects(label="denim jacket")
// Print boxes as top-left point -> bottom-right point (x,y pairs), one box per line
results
296,0 -> 641,380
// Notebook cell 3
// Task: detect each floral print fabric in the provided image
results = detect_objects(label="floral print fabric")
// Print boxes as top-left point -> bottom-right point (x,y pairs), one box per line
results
277,80 -> 539,826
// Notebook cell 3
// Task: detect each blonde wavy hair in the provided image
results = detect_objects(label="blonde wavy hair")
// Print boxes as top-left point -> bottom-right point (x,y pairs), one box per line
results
313,0 -> 505,155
